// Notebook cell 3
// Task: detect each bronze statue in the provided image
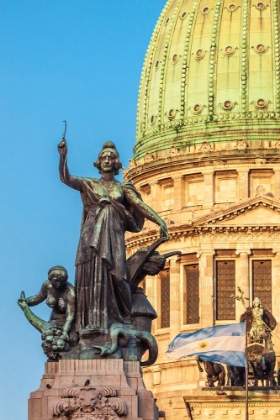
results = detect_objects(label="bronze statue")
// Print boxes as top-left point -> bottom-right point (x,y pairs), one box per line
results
239,294 -> 277,386
18,139 -> 171,364
17,266 -> 76,359
57,139 -> 169,335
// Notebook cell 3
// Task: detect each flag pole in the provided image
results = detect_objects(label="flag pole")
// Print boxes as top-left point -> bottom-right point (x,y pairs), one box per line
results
245,321 -> 248,420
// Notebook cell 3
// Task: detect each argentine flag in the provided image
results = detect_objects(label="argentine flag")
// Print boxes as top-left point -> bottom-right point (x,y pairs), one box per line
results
167,322 -> 246,367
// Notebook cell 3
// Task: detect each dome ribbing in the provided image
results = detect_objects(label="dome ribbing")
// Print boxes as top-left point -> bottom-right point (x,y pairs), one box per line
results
134,0 -> 280,160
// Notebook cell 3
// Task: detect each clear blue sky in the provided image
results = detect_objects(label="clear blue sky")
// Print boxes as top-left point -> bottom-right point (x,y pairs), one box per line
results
0,1 -> 165,418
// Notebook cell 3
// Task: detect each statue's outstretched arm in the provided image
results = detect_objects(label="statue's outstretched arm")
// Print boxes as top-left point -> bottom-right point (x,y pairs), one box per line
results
18,291 -> 49,333
124,188 -> 169,239
25,283 -> 48,306
58,140 -> 84,192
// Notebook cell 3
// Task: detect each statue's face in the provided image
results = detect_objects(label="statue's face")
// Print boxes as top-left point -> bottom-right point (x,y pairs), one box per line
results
49,270 -> 67,290
253,297 -> 260,307
100,151 -> 116,173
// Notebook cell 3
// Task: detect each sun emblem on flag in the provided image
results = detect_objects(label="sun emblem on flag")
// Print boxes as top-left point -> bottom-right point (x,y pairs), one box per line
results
198,341 -> 209,350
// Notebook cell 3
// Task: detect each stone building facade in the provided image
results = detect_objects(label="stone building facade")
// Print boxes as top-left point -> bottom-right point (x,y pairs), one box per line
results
126,0 -> 280,418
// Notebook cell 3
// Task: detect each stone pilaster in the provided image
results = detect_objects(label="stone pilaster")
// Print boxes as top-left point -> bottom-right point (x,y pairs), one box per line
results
173,176 -> 183,211
150,182 -> 159,213
169,255 -> 181,339
204,172 -> 214,209
275,170 -> 280,200
238,171 -> 249,201
198,251 -> 214,327
272,252 -> 280,321
235,250 -> 251,320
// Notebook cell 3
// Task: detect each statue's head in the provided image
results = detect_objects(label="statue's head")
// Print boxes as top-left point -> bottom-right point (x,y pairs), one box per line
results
94,141 -> 122,175
253,297 -> 262,308
48,265 -> 68,290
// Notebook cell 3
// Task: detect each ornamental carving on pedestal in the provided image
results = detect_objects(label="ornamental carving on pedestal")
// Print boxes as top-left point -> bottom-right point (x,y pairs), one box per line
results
53,386 -> 127,420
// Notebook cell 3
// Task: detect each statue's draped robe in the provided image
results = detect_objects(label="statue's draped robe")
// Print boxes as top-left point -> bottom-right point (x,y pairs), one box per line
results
240,307 -> 277,333
73,178 -> 144,332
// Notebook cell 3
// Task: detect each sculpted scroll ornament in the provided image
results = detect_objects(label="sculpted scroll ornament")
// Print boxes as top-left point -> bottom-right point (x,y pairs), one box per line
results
53,386 -> 127,420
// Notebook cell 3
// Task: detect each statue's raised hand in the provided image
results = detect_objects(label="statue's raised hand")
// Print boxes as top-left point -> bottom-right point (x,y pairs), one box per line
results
18,291 -> 28,309
58,139 -> 68,157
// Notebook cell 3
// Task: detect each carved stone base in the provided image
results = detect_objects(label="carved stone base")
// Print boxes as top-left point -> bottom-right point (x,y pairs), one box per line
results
28,359 -> 159,420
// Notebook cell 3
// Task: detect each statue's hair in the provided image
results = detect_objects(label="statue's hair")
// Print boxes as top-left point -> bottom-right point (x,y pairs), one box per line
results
94,141 -> 122,175
48,265 -> 68,280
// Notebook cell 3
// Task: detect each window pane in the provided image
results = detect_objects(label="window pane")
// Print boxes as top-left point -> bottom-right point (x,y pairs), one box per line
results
216,261 -> 236,320
185,265 -> 199,324
252,260 -> 272,311
160,270 -> 170,328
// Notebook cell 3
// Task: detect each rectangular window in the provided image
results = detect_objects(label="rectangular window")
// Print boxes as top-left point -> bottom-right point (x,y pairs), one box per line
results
185,264 -> 199,324
252,260 -> 272,311
160,269 -> 170,328
216,260 -> 236,320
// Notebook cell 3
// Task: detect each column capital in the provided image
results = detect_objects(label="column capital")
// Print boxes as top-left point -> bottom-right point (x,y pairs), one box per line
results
236,249 -> 251,256
168,253 -> 181,264
197,250 -> 216,258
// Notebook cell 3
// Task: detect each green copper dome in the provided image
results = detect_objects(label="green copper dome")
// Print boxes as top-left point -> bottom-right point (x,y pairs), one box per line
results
134,0 -> 280,161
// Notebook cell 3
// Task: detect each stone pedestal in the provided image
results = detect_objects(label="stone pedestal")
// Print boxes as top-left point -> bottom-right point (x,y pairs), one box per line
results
29,359 -> 159,420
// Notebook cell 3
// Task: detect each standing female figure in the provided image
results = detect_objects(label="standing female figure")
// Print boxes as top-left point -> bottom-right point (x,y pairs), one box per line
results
58,140 -> 168,334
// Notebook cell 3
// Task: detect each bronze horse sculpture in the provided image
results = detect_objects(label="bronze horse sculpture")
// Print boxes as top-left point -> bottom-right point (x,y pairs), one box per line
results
196,357 -> 225,387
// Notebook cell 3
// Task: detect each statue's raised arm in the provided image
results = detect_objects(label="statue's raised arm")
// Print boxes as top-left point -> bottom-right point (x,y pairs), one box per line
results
58,139 -> 84,192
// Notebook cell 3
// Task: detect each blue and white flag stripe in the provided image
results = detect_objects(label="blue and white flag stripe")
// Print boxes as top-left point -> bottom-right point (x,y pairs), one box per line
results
167,322 -> 246,367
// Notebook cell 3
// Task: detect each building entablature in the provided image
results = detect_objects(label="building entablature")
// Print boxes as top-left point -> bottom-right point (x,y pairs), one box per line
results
127,142 -> 280,182
126,196 -> 280,251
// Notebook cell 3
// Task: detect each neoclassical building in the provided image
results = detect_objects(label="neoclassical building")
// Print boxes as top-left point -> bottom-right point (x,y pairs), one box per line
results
126,0 -> 280,418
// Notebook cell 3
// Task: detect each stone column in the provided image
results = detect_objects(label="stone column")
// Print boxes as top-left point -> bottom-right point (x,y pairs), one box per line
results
238,170 -> 249,201
198,251 -> 215,327
169,255 -> 181,339
235,250 -> 250,320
